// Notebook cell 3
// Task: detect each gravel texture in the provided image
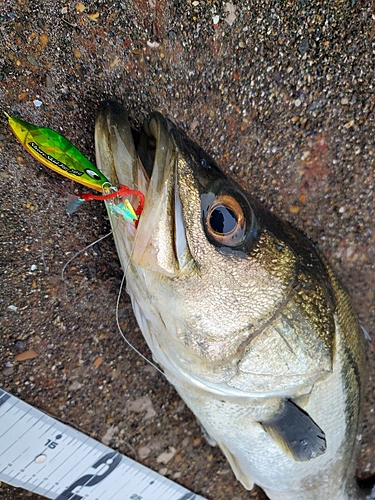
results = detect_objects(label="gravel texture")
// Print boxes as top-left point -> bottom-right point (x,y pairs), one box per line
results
0,1 -> 374,499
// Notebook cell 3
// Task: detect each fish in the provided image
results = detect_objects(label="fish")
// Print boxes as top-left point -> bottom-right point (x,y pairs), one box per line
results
95,99 -> 368,500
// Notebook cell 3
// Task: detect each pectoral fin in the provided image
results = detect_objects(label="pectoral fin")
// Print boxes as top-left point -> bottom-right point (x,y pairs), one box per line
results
260,399 -> 326,461
219,442 -> 254,491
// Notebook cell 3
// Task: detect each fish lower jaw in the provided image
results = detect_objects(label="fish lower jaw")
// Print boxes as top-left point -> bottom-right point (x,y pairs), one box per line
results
130,291 -> 318,401
159,354 -> 314,401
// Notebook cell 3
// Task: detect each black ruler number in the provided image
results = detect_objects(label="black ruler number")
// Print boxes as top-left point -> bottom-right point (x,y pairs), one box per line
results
56,452 -> 122,500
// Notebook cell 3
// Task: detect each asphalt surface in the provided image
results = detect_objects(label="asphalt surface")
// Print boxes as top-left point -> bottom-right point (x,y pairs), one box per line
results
0,1 -> 374,499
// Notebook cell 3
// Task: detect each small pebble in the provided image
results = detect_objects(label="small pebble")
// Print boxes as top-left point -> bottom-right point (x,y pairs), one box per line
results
33,99 -> 43,107
289,205 -> 301,214
126,395 -> 156,419
341,97 -> 349,105
8,305 -> 18,312
87,12 -> 99,21
224,2 -> 237,26
15,350 -> 38,361
138,446 -> 151,459
101,425 -> 118,446
45,74 -> 54,89
27,55 -> 38,66
30,264 -> 37,271
93,355 -> 103,367
157,447 -> 176,464
147,41 -> 160,48
298,38 -> 309,55
68,381 -> 82,391
38,33 -> 49,46
73,48 -> 82,59
75,2 -> 86,12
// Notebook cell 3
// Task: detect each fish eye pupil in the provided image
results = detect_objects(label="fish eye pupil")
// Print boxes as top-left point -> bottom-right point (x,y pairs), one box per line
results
210,205 -> 237,234
202,193 -> 247,247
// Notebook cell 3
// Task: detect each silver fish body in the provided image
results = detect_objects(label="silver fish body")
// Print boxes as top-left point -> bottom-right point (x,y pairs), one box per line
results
95,100 -> 366,500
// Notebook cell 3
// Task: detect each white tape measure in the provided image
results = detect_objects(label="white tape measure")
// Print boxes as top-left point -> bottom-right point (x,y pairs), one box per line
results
0,388 -> 206,500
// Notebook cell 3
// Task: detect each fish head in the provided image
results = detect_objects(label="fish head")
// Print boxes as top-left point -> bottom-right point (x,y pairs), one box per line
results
95,100 -> 335,398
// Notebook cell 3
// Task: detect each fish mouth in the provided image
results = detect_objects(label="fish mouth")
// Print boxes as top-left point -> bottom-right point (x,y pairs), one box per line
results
95,100 -> 192,276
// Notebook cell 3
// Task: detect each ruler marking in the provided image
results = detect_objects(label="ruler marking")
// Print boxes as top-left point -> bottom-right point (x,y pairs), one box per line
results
0,389 -> 206,500
45,448 -> 96,488
51,440 -> 95,484
154,479 -> 176,500
17,428 -> 74,477
0,430 -> 32,460
105,480 -> 128,499
0,391 -> 11,407
48,441 -> 102,493
87,461 -> 140,499
0,406 -> 26,438
0,408 -> 37,442
54,451 -> 122,499
89,459 -> 136,498
39,435 -> 88,476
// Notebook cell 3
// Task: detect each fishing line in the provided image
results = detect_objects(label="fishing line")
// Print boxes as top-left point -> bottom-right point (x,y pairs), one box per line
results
112,207 -> 165,377
60,202 -> 164,376
61,230 -> 113,282
99,162 -> 164,374
115,272 -> 165,377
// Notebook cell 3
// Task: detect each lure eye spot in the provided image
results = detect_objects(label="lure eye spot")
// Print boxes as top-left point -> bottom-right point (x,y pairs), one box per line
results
85,168 -> 102,180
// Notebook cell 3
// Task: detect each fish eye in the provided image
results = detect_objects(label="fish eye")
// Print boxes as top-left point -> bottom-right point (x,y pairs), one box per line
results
85,169 -> 101,180
205,195 -> 246,246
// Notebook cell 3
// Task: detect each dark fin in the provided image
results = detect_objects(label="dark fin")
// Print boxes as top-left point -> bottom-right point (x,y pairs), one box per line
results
260,399 -> 326,461
357,474 -> 375,498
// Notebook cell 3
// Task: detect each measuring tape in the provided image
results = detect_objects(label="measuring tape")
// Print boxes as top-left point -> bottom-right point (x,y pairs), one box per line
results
0,388 -> 206,500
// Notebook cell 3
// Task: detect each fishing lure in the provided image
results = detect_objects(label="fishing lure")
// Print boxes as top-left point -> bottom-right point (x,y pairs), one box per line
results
5,112 -> 144,223
6,112 -> 109,191
67,185 -> 144,225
